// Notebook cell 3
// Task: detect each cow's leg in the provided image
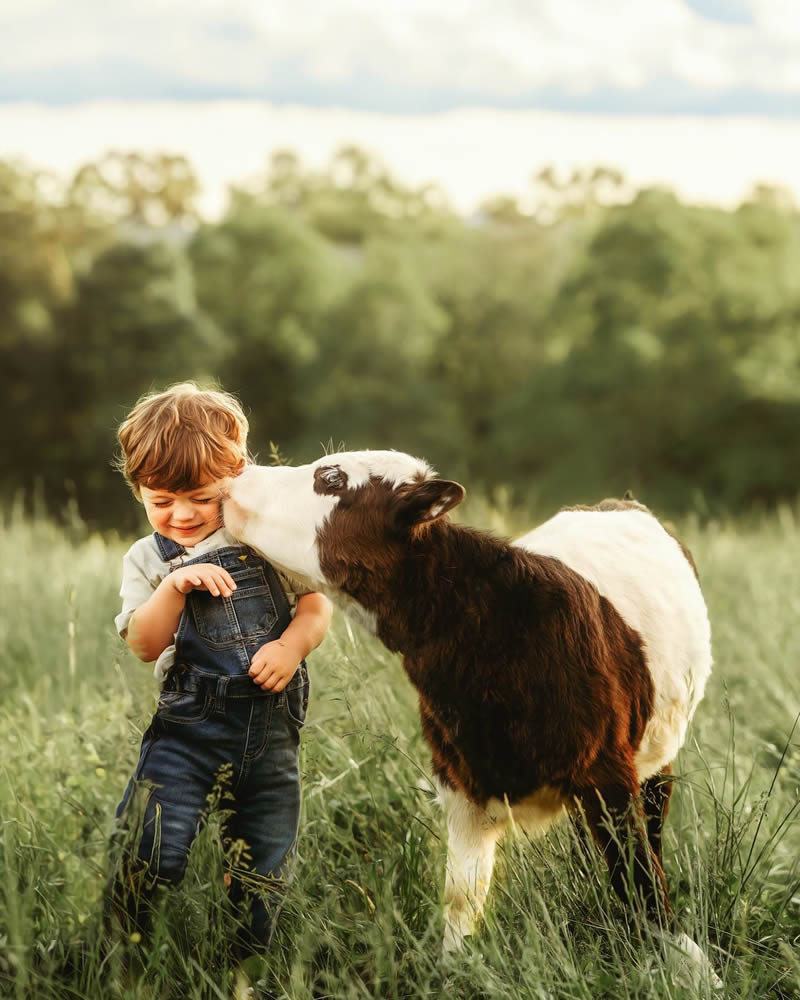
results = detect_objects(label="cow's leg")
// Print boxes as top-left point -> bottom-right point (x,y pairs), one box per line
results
640,765 -> 723,987
578,772 -> 670,926
579,765 -> 722,988
438,784 -> 504,952
641,764 -> 673,870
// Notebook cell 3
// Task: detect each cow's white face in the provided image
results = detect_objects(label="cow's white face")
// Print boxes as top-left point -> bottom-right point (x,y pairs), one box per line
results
224,450 -> 437,589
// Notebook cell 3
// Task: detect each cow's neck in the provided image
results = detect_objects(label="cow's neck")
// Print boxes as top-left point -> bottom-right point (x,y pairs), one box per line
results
344,518 -> 522,668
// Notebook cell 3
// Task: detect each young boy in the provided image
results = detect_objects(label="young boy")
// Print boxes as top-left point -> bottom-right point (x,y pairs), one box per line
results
109,382 -> 332,950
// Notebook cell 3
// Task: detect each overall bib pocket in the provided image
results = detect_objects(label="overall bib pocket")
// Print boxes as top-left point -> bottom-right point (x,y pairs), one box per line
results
189,566 -> 279,647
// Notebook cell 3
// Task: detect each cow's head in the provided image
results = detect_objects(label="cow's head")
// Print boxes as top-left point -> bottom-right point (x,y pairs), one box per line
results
225,450 -> 465,597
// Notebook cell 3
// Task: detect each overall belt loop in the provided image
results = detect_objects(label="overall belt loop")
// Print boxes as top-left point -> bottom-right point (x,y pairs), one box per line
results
214,676 -> 229,715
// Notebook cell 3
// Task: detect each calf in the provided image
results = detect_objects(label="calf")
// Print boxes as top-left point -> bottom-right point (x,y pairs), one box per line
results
225,451 -> 719,983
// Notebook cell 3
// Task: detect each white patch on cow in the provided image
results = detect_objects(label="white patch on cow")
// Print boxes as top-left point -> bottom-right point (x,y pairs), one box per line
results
438,784 -> 567,950
225,463 -> 336,586
438,782 -> 503,951
313,449 -> 434,490
665,932 -> 724,990
486,785 -> 568,837
514,509 -> 712,781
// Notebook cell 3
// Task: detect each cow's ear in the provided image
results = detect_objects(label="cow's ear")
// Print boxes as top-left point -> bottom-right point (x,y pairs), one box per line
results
396,479 -> 465,527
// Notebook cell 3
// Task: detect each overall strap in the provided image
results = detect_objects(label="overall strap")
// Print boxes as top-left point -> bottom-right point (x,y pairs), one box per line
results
260,558 -> 292,621
153,531 -> 186,561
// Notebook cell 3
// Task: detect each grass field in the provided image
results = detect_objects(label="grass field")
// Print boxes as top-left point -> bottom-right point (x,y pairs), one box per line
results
1,501 -> 799,999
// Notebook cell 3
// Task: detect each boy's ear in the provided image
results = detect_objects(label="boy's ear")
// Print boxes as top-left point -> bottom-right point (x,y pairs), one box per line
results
395,479 -> 466,527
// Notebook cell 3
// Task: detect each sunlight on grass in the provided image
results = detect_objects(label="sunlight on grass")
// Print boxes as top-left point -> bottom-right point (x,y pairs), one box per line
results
1,504 -> 799,998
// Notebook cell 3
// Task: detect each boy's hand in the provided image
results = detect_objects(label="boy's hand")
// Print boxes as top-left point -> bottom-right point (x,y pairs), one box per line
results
249,640 -> 301,692
169,563 -> 237,598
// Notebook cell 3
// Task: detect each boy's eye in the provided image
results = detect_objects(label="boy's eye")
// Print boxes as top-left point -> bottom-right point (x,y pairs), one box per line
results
193,498 -> 213,504
153,501 -> 172,508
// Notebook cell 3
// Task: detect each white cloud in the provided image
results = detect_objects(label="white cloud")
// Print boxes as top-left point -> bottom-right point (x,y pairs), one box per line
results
0,0 -> 799,108
754,0 -> 800,40
1,101 -> 798,219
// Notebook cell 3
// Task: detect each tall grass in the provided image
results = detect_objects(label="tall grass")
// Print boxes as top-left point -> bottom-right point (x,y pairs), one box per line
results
1,502 -> 799,998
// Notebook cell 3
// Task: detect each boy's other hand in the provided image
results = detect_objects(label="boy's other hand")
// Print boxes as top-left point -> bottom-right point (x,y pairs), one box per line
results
170,563 -> 237,598
248,640 -> 301,692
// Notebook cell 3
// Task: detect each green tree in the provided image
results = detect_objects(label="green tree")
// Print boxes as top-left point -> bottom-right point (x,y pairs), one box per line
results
67,151 -> 200,227
0,161 -> 82,500
53,240 -> 223,524
234,146 -> 452,245
293,235 -> 450,462
189,204 -> 341,458
495,187 -> 800,509
2,146 -> 800,524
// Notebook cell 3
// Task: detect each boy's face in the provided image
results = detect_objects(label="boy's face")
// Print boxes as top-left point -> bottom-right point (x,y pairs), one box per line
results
140,478 -> 228,547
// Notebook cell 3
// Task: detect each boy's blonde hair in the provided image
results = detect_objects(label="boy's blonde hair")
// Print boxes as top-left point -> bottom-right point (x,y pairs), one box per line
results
117,382 -> 249,496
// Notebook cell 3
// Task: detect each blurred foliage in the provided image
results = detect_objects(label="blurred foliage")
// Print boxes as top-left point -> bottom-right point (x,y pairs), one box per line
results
1,148 -> 798,528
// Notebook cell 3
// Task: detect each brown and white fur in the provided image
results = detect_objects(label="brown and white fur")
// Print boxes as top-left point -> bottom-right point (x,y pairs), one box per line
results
225,450 -> 720,986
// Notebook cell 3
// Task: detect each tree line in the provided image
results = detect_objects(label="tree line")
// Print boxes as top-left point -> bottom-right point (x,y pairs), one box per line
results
2,146 -> 798,530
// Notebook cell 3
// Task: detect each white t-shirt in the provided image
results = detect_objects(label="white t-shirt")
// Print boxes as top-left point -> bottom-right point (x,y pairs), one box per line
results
115,527 -> 310,684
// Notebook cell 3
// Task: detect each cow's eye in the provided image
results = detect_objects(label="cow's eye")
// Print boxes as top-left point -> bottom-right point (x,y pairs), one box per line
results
314,465 -> 349,495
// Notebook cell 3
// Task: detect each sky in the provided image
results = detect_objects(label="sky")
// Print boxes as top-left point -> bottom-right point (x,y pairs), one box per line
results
1,0 -> 798,216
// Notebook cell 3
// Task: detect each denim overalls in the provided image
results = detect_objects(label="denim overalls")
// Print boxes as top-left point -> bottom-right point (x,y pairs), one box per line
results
110,532 -> 309,946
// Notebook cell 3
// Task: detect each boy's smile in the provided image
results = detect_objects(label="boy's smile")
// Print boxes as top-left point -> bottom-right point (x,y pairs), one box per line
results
140,479 -> 228,547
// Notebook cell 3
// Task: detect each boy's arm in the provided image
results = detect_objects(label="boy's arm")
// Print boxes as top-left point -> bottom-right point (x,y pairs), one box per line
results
248,592 -> 333,691
126,564 -> 237,663
125,578 -> 187,663
281,592 -> 333,657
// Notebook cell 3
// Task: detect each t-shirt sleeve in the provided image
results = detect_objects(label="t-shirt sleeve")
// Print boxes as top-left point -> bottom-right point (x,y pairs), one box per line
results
275,568 -> 314,613
114,539 -> 165,638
